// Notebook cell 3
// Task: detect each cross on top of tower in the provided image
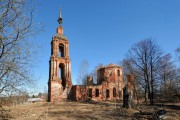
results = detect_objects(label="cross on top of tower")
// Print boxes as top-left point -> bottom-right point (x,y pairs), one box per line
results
57,7 -> 63,25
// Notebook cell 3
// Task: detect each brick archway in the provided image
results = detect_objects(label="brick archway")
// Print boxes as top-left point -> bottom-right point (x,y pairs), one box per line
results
59,63 -> 66,90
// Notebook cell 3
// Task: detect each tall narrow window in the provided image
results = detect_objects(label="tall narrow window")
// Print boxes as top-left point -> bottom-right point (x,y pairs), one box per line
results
59,63 -> 66,90
106,89 -> 109,98
117,69 -> 120,76
59,43 -> 64,57
96,89 -> 99,97
113,88 -> 116,97
88,89 -> 92,98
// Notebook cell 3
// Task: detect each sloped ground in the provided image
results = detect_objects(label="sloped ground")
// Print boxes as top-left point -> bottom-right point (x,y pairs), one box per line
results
1,101 -> 180,120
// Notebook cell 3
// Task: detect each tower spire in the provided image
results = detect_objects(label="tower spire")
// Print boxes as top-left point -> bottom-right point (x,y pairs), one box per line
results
57,6 -> 63,25
57,6 -> 63,34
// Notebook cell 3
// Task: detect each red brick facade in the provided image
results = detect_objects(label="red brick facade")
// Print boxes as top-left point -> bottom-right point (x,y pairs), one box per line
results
48,26 -> 72,102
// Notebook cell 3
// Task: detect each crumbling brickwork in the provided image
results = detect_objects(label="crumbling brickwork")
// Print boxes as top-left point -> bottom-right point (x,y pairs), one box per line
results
72,64 -> 124,101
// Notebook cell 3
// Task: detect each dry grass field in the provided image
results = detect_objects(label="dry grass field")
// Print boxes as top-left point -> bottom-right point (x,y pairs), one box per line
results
0,101 -> 180,120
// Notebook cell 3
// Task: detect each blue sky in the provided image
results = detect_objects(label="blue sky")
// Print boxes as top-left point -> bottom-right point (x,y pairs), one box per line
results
32,0 -> 180,93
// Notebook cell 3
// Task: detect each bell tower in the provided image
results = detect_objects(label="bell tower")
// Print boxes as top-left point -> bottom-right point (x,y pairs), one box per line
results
48,8 -> 72,102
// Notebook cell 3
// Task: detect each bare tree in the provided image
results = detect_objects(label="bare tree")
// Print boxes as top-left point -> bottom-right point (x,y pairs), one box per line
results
176,47 -> 180,61
91,63 -> 103,84
120,59 -> 134,75
0,0 -> 41,97
120,59 -> 142,103
125,39 -> 163,105
158,54 -> 177,97
77,60 -> 90,85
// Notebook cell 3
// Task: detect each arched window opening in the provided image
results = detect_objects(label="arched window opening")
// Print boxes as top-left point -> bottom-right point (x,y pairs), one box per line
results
96,89 -> 99,97
117,69 -> 120,76
59,43 -> 64,57
59,63 -> 66,90
113,88 -> 116,97
106,89 -> 109,98
88,89 -> 92,98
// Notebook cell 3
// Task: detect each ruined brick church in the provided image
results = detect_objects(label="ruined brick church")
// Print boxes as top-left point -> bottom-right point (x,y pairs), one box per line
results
48,10 -> 135,103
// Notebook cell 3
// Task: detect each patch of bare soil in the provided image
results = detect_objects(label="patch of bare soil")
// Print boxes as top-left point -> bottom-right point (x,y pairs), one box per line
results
41,101 -> 133,120
0,102 -> 179,120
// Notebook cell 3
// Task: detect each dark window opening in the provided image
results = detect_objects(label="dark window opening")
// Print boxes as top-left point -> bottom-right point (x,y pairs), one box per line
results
96,89 -> 99,97
59,63 -> 66,90
106,89 -> 110,98
113,88 -> 116,97
88,89 -> 92,98
109,72 -> 112,76
117,69 -> 120,76
59,44 -> 64,57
